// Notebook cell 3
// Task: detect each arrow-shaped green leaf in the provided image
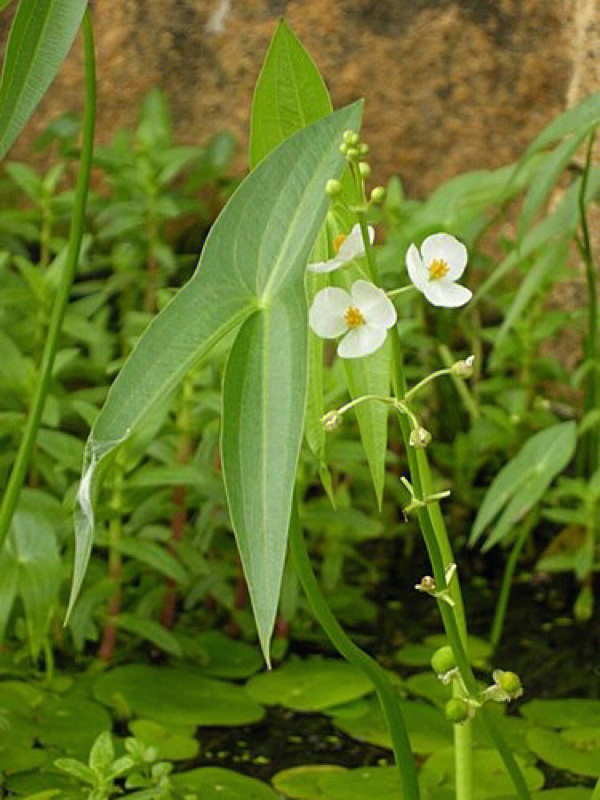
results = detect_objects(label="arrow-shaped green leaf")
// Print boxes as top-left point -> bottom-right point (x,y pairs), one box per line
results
72,102 -> 364,662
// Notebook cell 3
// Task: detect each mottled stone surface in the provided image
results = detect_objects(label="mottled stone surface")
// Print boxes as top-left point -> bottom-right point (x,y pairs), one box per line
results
0,0 -> 588,196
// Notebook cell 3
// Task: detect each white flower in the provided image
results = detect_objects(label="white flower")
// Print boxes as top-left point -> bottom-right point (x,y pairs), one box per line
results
307,224 -> 375,273
406,233 -> 472,307
309,279 -> 396,358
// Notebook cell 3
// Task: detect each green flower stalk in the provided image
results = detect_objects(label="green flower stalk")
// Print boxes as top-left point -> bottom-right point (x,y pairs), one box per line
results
0,8 -> 96,551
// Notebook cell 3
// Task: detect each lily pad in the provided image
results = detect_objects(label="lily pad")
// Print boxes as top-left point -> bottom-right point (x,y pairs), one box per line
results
331,696 -> 452,754
246,658 -> 374,712
34,696 -> 112,760
404,672 -> 452,710
170,767 -> 279,799
5,767 -> 85,798
527,727 -> 600,778
314,765 -> 440,800
520,699 -> 600,729
421,747 -> 545,797
128,718 -> 200,760
0,743 -> 48,774
317,766 -> 401,800
93,665 -> 264,726
271,765 -> 347,798
194,631 -> 263,679
472,709 -> 529,755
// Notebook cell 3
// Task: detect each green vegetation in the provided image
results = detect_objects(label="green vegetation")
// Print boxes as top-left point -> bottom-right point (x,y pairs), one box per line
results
0,6 -> 599,800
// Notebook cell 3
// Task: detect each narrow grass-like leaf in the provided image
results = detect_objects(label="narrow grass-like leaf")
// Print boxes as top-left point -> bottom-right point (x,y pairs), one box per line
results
0,0 -> 87,157
72,103 -> 364,659
472,168 -> 600,306
493,241 -> 568,350
249,19 -> 332,169
518,128 -> 590,240
470,422 -> 577,550
523,91 -> 600,159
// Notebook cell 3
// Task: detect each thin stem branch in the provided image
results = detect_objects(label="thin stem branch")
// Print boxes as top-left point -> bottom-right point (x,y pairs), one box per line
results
289,504 -> 420,800
489,515 -> 536,652
0,8 -> 96,550
354,222 -> 531,800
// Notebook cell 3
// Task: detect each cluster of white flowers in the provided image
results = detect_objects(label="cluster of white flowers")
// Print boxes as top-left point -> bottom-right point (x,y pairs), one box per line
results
307,228 -> 471,359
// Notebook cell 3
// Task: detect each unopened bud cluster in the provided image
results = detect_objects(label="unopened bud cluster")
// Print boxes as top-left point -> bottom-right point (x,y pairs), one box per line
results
339,130 -> 385,206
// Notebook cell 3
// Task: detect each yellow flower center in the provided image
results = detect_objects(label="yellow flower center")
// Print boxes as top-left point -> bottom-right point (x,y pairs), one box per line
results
333,233 -> 347,253
344,306 -> 365,328
428,258 -> 450,281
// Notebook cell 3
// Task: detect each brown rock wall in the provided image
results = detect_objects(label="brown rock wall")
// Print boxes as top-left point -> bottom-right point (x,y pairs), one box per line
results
0,0 -> 590,196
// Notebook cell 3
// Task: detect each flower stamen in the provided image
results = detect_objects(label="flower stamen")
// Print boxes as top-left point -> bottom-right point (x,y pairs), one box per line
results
332,233 -> 347,253
344,306 -> 365,328
428,258 -> 450,281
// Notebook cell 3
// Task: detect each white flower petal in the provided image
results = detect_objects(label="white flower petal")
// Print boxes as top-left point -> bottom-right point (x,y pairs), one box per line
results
350,280 -> 397,329
309,287 -> 352,337
421,280 -> 472,308
307,256 -> 343,274
406,243 -> 428,290
336,223 -> 369,263
421,233 -> 468,280
337,325 -> 387,358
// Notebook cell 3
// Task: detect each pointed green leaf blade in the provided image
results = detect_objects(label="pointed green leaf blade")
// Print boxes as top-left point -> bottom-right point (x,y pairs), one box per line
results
222,295 -> 307,661
344,343 -> 390,508
72,102 -> 364,636
249,19 -> 332,169
0,0 -> 88,157
470,421 -> 577,549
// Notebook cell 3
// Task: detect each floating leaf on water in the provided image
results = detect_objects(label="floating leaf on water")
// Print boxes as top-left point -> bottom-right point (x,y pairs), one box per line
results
314,764 -> 440,800
420,747 -> 545,798
245,658 -> 374,712
331,696 -> 452,754
271,765 -> 347,799
194,631 -> 263,679
128,718 -> 200,761
171,767 -> 279,799
35,696 -> 112,761
404,672 -> 452,710
93,665 -> 264,726
520,699 -> 600,729
4,766 -> 84,798
527,727 -> 600,778
0,743 -> 48,774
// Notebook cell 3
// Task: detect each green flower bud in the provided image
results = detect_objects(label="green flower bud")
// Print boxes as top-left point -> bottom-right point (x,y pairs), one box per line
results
370,186 -> 386,204
339,142 -> 349,155
431,645 -> 456,675
494,670 -> 522,697
321,410 -> 342,431
343,130 -> 359,145
325,179 -> 342,197
445,698 -> 470,724
346,147 -> 359,160
358,142 -> 370,156
358,161 -> 371,179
